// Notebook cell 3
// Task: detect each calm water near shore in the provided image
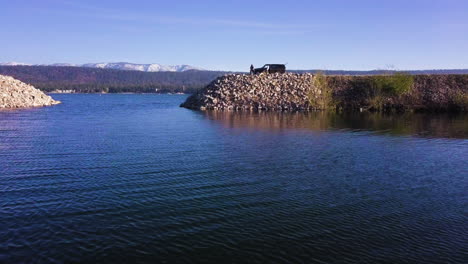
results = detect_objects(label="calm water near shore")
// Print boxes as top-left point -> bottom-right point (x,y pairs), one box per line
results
1,94 -> 467,263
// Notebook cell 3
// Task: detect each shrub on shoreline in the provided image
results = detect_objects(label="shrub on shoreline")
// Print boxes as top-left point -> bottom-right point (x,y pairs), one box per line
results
372,72 -> 414,96
366,72 -> 414,110
308,72 -> 335,110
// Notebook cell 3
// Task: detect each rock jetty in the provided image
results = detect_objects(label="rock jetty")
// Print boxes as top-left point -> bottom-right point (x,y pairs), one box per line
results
0,75 -> 60,108
181,73 -> 468,112
181,73 -> 323,111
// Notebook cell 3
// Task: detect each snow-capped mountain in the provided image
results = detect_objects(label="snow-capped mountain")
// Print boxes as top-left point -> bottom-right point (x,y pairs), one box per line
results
48,63 -> 79,67
0,62 -> 204,72
0,62 -> 31,66
81,62 -> 202,72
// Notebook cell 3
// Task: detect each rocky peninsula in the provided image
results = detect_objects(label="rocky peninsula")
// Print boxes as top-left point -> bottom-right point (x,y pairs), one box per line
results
181,73 -> 468,112
0,75 -> 60,108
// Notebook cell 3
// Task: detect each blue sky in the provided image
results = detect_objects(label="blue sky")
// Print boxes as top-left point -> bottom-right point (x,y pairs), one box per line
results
1,0 -> 467,71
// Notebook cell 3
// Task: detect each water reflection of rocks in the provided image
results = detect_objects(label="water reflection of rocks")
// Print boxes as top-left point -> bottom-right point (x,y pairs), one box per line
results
204,111 -> 468,139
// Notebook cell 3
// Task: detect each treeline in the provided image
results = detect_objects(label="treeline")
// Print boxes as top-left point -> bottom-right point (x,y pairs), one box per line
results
0,66 -> 228,93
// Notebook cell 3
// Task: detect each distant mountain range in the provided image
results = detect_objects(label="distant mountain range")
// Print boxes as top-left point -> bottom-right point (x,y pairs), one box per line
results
0,65 -> 226,93
0,64 -> 467,94
0,62 -> 203,72
2,62 -> 467,75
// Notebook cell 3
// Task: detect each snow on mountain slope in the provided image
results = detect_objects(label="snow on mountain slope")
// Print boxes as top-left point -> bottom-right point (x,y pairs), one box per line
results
0,62 -> 204,72
81,62 -> 203,72
49,63 -> 79,67
0,62 -> 32,66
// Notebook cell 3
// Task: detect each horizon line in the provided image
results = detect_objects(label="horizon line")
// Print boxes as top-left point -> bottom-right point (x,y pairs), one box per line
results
1,62 -> 468,72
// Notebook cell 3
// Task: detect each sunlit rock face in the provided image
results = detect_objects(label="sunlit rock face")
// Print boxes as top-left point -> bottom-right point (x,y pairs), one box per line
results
0,75 -> 60,108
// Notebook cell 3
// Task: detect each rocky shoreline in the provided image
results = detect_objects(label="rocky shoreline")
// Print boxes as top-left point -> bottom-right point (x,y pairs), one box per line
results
181,73 -> 468,112
181,73 -> 318,111
0,75 -> 60,109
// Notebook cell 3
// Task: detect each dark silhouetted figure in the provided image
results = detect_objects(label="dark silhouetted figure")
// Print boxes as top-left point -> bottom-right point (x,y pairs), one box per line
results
250,64 -> 254,75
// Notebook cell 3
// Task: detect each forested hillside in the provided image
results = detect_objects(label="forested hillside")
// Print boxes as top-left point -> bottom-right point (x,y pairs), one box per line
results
0,66 -> 227,93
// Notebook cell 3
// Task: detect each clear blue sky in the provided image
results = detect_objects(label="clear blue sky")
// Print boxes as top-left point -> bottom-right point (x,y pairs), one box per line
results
1,0 -> 467,71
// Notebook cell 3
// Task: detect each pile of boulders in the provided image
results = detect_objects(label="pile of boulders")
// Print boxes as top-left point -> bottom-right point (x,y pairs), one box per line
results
181,73 -> 321,111
0,75 -> 60,108
181,72 -> 468,112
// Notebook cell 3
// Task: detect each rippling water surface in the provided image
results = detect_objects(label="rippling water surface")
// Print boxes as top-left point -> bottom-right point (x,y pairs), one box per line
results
1,94 -> 467,263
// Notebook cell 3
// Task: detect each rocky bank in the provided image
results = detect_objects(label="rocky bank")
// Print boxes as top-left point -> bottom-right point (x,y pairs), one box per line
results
0,75 -> 60,108
181,73 -> 319,111
181,73 -> 468,112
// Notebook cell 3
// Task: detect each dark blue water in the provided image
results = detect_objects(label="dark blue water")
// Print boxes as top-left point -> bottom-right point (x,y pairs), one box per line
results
1,94 -> 467,263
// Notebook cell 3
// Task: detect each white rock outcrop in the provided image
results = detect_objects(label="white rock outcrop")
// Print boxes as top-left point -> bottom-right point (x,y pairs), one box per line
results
0,75 -> 60,108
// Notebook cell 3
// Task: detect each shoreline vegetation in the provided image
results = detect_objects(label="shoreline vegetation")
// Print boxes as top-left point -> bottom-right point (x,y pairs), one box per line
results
181,73 -> 468,113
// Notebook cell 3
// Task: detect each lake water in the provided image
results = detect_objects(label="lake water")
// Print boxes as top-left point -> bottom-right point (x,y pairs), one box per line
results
1,94 -> 467,263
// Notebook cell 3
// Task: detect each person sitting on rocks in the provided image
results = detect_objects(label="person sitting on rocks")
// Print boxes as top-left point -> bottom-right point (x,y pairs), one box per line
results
250,64 -> 254,75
